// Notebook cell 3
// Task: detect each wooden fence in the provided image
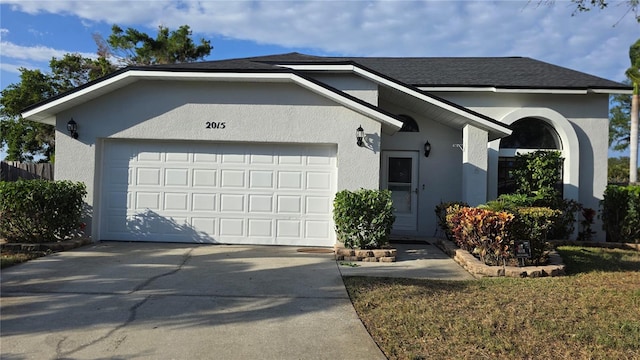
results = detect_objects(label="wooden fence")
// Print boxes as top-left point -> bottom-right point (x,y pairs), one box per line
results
0,161 -> 54,181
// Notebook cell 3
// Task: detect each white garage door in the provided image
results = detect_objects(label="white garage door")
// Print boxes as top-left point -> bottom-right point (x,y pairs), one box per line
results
100,140 -> 337,246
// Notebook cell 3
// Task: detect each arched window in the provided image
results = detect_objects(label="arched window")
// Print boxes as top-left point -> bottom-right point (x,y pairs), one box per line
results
500,117 -> 561,150
498,117 -> 563,196
398,114 -> 419,132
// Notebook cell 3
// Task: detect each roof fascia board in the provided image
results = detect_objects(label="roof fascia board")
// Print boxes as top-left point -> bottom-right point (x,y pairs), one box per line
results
279,64 -> 355,71
282,63 -> 511,137
419,86 -> 588,94
419,86 -> 632,95
22,69 -> 403,132
590,88 -> 633,94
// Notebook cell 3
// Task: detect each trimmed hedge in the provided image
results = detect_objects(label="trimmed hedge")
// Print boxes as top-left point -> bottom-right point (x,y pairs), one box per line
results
333,189 -> 395,249
0,179 -> 87,243
513,207 -> 561,264
601,185 -> 640,243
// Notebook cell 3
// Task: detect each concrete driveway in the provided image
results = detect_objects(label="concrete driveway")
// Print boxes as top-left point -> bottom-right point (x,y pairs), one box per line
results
1,242 -> 386,360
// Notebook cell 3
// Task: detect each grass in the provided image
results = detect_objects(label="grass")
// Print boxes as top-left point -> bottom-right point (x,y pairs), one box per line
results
1,250 -> 50,269
344,246 -> 640,360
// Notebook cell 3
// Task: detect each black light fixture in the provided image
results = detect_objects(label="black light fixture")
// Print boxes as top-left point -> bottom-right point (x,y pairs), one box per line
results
356,125 -> 364,147
67,119 -> 78,139
424,141 -> 431,157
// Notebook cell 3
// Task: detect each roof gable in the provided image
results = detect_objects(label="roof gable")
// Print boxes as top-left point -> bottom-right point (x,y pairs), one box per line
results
21,69 -> 404,133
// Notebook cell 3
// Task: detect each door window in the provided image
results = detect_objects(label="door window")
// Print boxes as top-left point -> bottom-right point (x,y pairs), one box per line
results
388,157 -> 412,213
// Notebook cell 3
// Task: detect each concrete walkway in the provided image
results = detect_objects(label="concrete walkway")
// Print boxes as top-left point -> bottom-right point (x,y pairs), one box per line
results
337,241 -> 475,280
1,242 -> 386,360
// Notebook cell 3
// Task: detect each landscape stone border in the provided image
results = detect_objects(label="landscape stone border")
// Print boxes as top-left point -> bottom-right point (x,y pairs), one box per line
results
1,237 -> 92,253
435,239 -> 566,278
334,246 -> 397,262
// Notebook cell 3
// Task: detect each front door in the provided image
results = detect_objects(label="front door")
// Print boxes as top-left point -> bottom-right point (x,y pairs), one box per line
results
382,151 -> 419,232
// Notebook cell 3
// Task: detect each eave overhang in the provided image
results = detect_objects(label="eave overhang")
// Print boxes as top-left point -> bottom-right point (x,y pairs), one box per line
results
280,63 -> 513,140
21,68 -> 404,134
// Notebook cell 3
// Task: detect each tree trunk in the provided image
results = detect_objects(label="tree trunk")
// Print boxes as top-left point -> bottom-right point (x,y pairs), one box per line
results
630,88 -> 639,183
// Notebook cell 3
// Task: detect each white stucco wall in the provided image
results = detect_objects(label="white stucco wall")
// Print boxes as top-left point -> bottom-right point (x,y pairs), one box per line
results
462,125 -> 488,207
433,91 -> 610,240
310,73 -> 379,106
54,80 -> 384,239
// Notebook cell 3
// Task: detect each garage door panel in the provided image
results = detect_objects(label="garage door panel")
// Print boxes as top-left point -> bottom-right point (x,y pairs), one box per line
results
248,195 -> 273,213
193,152 -> 218,164
193,169 -> 217,187
101,141 -> 336,245
306,220 -> 330,239
248,219 -> 273,237
137,150 -> 162,162
306,172 -> 332,190
136,192 -> 160,210
306,196 -> 331,214
219,218 -> 245,236
276,220 -> 301,238
278,172 -> 302,189
137,168 -> 161,186
220,194 -> 245,212
193,193 -> 216,211
164,193 -> 188,211
249,170 -> 274,188
250,153 -> 275,164
164,169 -> 189,186
220,170 -> 245,188
191,217 -> 216,234
277,195 -> 301,213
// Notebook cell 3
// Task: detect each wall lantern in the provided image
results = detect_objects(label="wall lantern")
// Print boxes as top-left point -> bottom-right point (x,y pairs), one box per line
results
67,119 -> 78,139
424,141 -> 431,157
356,125 -> 364,147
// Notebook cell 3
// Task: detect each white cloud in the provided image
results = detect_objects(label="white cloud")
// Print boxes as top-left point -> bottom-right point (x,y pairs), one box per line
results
0,62 -> 23,74
1,41 -> 96,62
3,0 -> 638,82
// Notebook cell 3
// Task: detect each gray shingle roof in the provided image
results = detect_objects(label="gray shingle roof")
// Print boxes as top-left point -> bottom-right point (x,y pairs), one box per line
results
162,52 -> 629,91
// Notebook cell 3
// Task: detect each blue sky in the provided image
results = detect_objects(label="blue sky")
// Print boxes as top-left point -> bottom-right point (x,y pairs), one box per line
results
1,0 -> 638,158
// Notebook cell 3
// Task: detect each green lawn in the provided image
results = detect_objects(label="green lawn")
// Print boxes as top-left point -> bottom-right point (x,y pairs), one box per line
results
344,246 -> 640,360
1,251 -> 44,268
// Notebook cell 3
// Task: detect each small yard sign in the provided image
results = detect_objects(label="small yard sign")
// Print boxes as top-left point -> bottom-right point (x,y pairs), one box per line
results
515,240 -> 531,259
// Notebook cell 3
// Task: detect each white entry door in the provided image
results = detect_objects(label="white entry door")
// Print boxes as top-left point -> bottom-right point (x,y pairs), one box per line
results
382,151 -> 419,232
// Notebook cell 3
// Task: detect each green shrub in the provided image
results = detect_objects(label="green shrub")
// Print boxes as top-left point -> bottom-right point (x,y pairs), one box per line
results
577,207 -> 597,241
0,179 -> 87,243
497,151 -> 586,240
513,207 -> 561,264
482,193 -> 533,213
447,207 -> 514,266
601,185 -> 640,243
512,150 -> 563,198
434,201 -> 468,240
548,198 -> 582,240
333,189 -> 395,249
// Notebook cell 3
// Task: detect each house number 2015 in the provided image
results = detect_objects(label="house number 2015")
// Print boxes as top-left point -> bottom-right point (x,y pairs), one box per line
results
205,122 -> 226,129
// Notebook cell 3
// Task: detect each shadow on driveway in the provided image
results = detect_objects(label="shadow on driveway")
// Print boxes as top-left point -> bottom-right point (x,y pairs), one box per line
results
1,242 -> 385,360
